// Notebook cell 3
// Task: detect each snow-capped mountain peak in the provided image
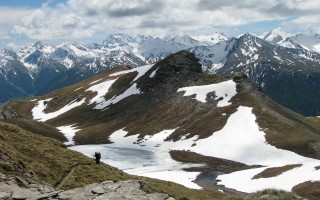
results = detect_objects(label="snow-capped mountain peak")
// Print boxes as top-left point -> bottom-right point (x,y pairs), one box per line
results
1,49 -> 18,60
263,28 -> 290,43
192,32 -> 230,46
102,33 -> 137,49
169,33 -> 201,47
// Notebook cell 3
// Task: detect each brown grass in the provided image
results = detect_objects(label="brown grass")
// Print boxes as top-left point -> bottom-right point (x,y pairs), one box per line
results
252,164 -> 302,179
170,150 -> 259,173
292,181 -> 320,200
225,189 -> 301,200
0,121 -> 225,200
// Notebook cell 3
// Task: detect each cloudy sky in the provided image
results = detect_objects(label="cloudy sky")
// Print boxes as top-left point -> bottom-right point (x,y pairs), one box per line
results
1,0 -> 320,49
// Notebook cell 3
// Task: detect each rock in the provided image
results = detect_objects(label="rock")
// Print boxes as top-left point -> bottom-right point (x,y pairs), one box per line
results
28,184 -> 55,194
91,186 -> 105,195
15,176 -> 29,188
94,192 -> 137,200
29,190 -> 61,200
11,186 -> 41,199
138,180 -> 148,190
57,183 -> 99,200
146,193 -> 175,200
0,179 -> 174,200
0,110 -> 18,119
0,192 -> 11,200
0,173 -> 8,180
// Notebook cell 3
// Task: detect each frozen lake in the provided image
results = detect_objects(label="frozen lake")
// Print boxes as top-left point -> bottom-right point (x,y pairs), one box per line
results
69,143 -> 203,189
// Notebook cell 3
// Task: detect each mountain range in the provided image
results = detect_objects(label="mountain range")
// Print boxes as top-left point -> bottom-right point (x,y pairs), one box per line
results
1,29 -> 320,116
2,51 -> 320,199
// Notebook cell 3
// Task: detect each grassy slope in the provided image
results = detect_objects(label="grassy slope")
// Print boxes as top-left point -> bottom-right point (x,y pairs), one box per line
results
0,120 -> 224,200
4,65 -> 320,161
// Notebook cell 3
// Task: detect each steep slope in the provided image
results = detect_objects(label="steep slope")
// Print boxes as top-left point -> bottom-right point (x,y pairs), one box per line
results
0,49 -> 35,102
211,33 -> 320,116
289,34 -> 320,54
265,30 -> 320,54
2,51 -> 320,197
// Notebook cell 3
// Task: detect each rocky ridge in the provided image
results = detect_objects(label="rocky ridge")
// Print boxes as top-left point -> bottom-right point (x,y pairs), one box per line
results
0,174 -> 174,200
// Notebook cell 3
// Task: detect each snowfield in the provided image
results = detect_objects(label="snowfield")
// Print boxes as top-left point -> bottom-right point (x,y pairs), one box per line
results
86,78 -> 118,106
86,64 -> 155,109
57,124 -> 80,145
71,106 -> 320,192
32,98 -> 85,122
110,64 -> 154,82
92,83 -> 141,109
177,80 -> 237,107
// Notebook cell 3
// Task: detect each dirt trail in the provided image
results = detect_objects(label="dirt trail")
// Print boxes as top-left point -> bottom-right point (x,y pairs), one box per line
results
55,165 -> 78,190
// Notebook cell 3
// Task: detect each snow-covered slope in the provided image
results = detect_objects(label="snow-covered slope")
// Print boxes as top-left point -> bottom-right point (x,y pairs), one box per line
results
192,32 -> 229,46
290,34 -> 320,54
191,38 -> 236,73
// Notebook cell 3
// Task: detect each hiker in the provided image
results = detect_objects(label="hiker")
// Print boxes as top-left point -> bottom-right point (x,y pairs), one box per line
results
94,152 -> 101,164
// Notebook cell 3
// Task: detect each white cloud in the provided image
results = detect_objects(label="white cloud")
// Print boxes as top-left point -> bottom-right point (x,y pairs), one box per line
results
12,5 -> 96,40
0,7 -> 34,24
3,0 -> 320,42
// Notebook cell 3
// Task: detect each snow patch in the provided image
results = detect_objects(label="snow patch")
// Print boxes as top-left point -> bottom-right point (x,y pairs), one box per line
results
149,67 -> 159,78
94,83 -> 141,109
57,124 -> 80,145
32,98 -> 86,122
110,64 -> 153,82
86,78 -> 118,105
177,80 -> 237,107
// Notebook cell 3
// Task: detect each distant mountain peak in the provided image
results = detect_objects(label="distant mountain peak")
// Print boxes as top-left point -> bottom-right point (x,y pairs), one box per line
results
263,28 -> 290,43
192,32 -> 229,46
1,48 -> 18,60
33,41 -> 44,49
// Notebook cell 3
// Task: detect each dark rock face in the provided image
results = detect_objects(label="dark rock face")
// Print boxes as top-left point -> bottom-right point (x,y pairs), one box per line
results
155,50 -> 202,74
136,51 -> 203,108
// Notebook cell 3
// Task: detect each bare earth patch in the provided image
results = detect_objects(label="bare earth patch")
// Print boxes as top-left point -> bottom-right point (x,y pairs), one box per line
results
252,164 -> 302,179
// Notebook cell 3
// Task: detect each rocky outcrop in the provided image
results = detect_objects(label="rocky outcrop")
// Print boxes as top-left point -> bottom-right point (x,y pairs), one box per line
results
0,176 -> 175,200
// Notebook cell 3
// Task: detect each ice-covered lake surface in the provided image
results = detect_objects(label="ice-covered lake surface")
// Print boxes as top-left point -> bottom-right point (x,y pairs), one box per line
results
66,106 -> 320,193
70,143 -> 203,189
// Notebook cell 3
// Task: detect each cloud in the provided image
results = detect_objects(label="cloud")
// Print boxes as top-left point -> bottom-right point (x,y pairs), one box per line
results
3,0 -> 320,43
197,0 -> 274,10
0,7 -> 34,24
6,43 -> 20,51
12,5 -> 96,40
106,0 -> 164,17
266,1 -> 320,17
